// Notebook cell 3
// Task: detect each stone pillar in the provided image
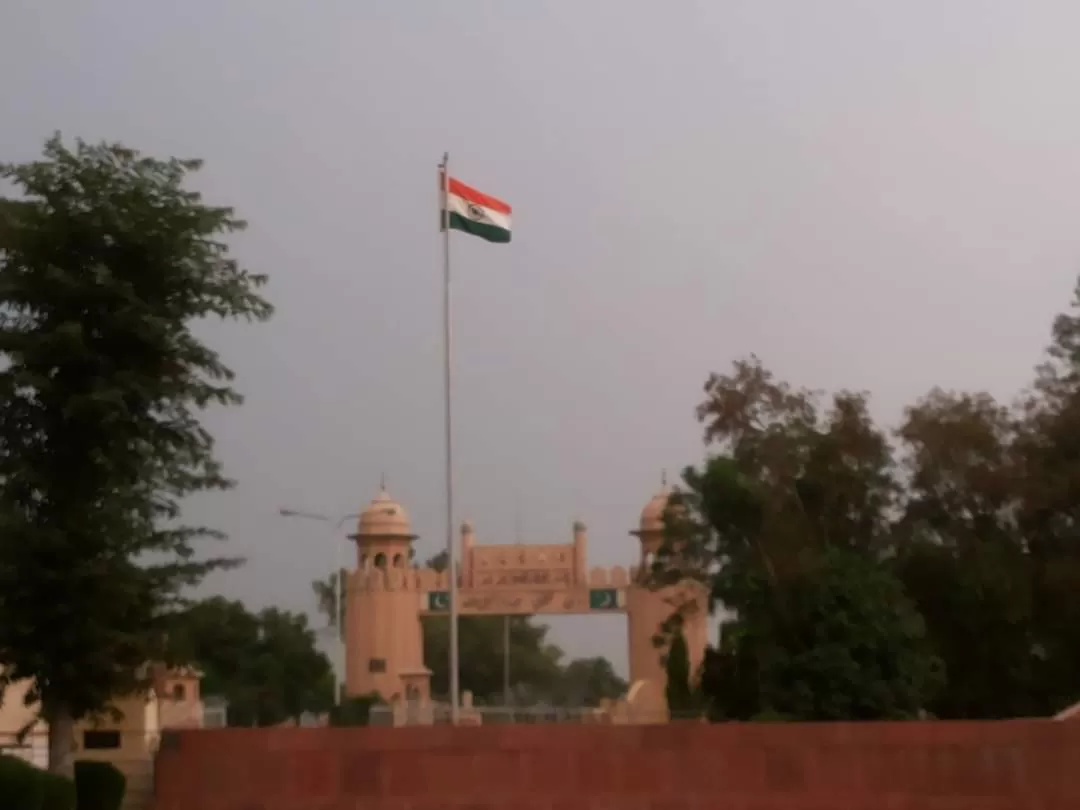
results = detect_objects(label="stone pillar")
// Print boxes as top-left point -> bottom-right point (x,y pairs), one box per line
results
572,520 -> 588,587
625,580 -> 670,689
460,521 -> 475,588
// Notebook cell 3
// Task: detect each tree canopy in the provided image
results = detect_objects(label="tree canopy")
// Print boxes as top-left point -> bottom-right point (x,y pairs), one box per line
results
656,279 -> 1080,721
663,629 -> 698,717
547,656 -> 627,707
167,597 -> 334,726
0,135 -> 271,772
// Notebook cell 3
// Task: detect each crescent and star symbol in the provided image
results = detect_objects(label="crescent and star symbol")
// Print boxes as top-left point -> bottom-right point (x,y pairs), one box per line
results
589,588 -> 620,610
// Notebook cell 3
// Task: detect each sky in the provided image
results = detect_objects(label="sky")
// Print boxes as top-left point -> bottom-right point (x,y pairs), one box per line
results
4,0 -> 1080,678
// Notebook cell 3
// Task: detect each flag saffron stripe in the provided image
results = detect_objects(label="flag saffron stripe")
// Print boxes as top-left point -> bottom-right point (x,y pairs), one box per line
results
446,176 -> 511,215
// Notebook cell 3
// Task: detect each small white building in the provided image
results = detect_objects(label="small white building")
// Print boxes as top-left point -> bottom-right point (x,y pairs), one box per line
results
0,664 -> 207,810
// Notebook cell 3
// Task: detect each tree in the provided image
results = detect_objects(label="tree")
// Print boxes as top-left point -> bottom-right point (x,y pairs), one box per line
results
549,657 -> 627,707
664,630 -> 697,717
0,200 -> 29,250
1015,278 -> 1080,714
423,613 -> 564,703
882,280 -> 1080,719
168,597 -> 334,726
658,359 -> 899,615
0,135 -> 272,773
696,357 -> 897,558
328,693 -> 381,726
676,457 -> 942,721
893,390 -> 1038,718
654,359 -> 942,721
311,569 -> 347,638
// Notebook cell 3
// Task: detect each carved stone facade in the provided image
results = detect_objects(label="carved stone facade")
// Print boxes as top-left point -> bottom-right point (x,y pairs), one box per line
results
343,481 -> 708,721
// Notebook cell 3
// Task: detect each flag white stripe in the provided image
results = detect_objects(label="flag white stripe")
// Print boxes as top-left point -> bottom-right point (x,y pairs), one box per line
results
447,192 -> 512,232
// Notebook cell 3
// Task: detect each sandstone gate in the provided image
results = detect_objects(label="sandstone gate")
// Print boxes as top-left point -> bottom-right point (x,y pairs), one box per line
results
344,482 -> 706,719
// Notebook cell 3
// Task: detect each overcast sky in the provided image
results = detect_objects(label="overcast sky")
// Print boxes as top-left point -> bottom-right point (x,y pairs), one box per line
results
4,1 -> 1080,676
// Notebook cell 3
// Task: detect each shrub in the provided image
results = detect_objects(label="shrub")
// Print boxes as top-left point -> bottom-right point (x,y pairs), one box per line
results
664,629 -> 699,717
750,708 -> 793,723
39,770 -> 76,810
73,761 -> 126,810
328,692 -> 381,726
0,754 -> 45,810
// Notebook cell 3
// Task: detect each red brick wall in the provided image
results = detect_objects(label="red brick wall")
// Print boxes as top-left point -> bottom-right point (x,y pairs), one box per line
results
154,720 -> 1080,809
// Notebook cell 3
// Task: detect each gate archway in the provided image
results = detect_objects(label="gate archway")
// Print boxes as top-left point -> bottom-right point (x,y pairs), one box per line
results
342,483 -> 708,723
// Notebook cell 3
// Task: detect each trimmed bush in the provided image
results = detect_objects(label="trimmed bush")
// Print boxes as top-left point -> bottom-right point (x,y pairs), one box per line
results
328,692 -> 381,727
0,754 -> 46,810
40,770 -> 77,810
73,760 -> 126,810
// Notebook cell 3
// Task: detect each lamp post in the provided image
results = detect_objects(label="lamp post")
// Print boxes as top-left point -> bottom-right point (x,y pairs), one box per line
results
278,508 -> 360,706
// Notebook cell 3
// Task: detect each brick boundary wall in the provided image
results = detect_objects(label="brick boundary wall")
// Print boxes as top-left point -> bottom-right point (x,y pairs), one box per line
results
154,720 -> 1080,809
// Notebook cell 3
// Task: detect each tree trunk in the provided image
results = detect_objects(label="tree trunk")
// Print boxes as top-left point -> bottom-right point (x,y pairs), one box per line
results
44,702 -> 76,778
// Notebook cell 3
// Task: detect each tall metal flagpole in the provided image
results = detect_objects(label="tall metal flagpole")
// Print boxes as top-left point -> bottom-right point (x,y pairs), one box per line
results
504,506 -> 522,705
440,152 -> 461,725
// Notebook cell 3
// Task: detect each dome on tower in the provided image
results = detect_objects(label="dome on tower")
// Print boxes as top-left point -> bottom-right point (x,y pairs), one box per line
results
637,483 -> 674,534
356,487 -> 415,539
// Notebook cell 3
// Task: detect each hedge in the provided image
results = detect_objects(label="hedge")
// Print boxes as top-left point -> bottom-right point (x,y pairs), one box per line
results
0,754 -> 75,810
40,769 -> 76,810
73,760 -> 126,810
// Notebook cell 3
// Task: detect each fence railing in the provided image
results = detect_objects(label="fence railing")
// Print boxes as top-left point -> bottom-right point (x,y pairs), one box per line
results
369,701 -> 690,726
0,729 -> 49,769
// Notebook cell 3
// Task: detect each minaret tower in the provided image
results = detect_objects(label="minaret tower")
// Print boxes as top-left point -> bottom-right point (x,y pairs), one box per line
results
625,474 -> 709,703
343,486 -> 430,702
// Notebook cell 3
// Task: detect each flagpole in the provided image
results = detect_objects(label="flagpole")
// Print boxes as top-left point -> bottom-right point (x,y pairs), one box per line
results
440,152 -> 461,725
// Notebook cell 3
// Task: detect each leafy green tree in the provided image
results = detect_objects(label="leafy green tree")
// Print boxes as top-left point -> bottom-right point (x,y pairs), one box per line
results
168,597 -> 334,726
763,546 -> 940,719
423,613 -> 564,703
893,390 -> 1038,718
663,630 -> 697,717
656,359 -> 942,721
0,135 -> 271,773
328,693 -> 381,726
1015,278 -> 1080,714
311,568 -> 347,638
672,283 -> 1080,723
0,200 -> 29,250
679,458 -> 943,721
884,281 -> 1080,719
695,357 -> 898,558
656,360 -> 898,622
549,657 -> 627,707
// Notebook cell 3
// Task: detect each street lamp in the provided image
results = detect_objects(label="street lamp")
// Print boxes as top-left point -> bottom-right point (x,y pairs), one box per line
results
278,508 -> 361,705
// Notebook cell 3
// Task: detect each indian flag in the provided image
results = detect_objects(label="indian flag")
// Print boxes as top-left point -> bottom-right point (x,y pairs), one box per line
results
442,174 -> 512,244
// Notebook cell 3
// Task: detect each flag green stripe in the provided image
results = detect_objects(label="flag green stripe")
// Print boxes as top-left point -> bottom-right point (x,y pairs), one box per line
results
448,211 -> 511,244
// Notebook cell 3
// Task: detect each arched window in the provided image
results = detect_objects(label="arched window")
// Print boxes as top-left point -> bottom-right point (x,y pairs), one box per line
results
171,683 -> 186,701
392,553 -> 405,568
642,551 -> 656,579
374,552 -> 387,569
